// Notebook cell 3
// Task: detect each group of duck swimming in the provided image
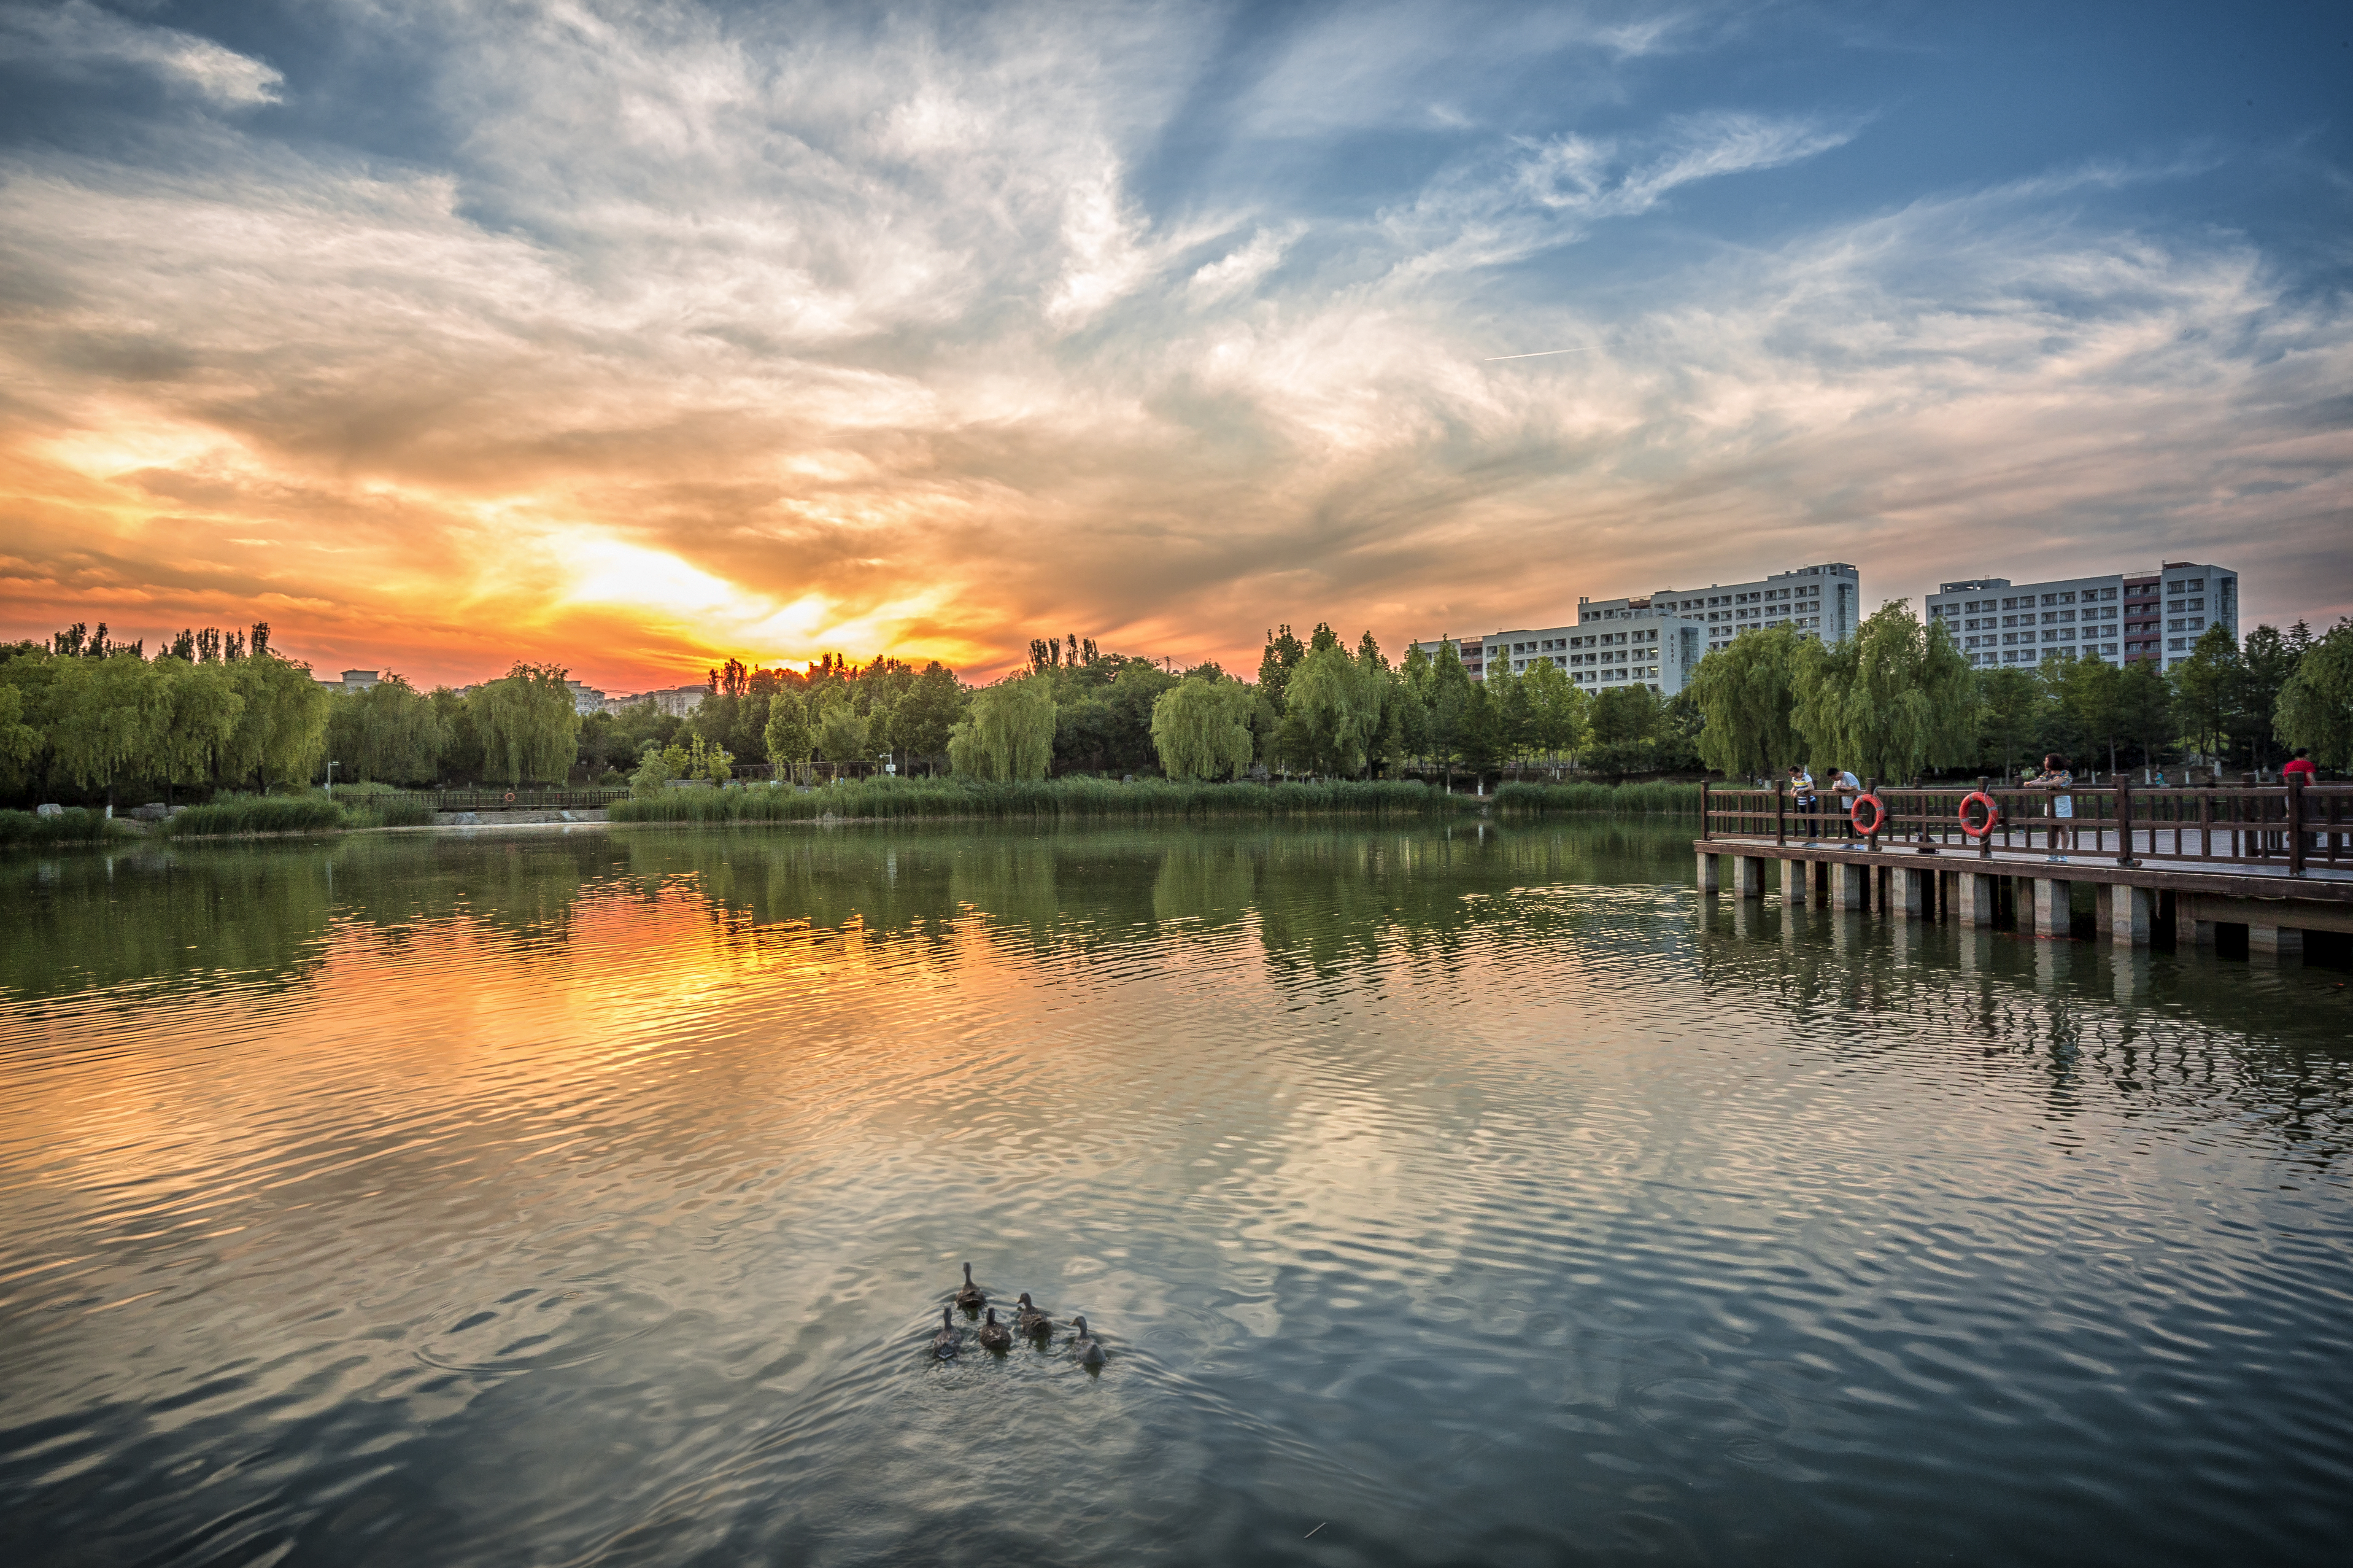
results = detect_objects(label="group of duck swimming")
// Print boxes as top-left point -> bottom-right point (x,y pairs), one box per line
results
930,1263 -> 1106,1368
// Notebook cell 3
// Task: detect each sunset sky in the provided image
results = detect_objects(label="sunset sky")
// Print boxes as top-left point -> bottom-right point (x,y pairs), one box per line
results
1,0 -> 2347,691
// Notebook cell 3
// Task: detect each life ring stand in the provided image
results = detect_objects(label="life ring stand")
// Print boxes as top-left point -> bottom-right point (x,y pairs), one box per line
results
502,790 -> 517,804
1958,791 -> 2000,840
1851,792 -> 1887,836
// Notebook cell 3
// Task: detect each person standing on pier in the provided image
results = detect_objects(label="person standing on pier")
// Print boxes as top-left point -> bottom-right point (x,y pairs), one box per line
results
2030,754 -> 2073,861
1790,765 -> 1818,842
1832,767 -> 1862,838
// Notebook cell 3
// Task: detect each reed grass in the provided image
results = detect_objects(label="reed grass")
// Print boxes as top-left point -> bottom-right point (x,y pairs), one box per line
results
1491,780 -> 1703,816
160,795 -> 351,838
0,808 -> 139,847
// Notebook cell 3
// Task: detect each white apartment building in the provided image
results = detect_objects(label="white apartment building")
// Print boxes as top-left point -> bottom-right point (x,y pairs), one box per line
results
1410,609 -> 1707,698
1581,562 -> 1863,657
1925,561 -> 2237,672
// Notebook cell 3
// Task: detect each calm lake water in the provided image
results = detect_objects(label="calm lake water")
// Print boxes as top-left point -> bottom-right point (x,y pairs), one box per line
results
3,821 -> 2350,1567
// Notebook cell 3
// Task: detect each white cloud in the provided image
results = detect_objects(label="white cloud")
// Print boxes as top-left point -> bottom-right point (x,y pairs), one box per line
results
0,0 -> 283,106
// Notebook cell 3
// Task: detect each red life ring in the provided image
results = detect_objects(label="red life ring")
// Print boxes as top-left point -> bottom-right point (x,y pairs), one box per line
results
502,791 -> 517,803
1851,792 -> 1886,835
1958,791 -> 2000,839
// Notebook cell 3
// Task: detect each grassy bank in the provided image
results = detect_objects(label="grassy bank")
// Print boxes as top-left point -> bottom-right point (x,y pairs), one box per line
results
0,808 -> 141,847
610,776 -> 1704,825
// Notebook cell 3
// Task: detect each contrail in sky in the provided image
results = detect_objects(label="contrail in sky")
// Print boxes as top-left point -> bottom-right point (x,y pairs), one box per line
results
1483,347 -> 1595,361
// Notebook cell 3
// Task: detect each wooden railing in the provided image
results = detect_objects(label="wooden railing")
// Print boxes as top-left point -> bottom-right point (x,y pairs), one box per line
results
1699,776 -> 2351,877
337,787 -> 631,811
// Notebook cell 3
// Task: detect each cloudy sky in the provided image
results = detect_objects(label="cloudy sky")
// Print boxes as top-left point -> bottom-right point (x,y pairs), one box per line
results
0,0 -> 2346,688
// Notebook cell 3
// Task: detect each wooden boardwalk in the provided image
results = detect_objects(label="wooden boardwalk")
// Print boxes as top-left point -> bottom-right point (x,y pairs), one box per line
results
1695,778 -> 2353,954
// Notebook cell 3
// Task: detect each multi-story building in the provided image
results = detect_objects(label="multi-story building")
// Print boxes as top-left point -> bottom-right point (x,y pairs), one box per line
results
598,684 -> 708,717
1410,609 -> 1708,698
1582,562 -> 1863,658
1924,561 -> 2236,672
315,669 -> 383,694
1405,562 -> 1859,699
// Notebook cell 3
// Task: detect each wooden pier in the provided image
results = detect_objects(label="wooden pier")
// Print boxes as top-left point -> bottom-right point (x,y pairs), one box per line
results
1694,777 -> 2353,955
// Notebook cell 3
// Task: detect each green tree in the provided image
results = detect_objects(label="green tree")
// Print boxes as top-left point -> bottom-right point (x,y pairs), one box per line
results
470,663 -> 581,786
1521,658 -> 1588,772
764,690 -> 815,780
1256,625 -> 1306,712
151,657 -> 244,801
49,652 -> 166,807
1975,666 -> 2040,780
817,696 -> 872,765
2051,653 -> 2125,776
2275,617 -> 2353,770
629,743 -> 672,799
1282,643 -> 1383,776
2170,624 -> 2241,763
1587,684 -> 1662,778
885,662 -> 964,773
949,675 -> 1056,781
1421,641 -> 1473,787
1684,625 -> 1804,779
2238,623 -> 2305,769
1149,675 -> 1256,781
2116,660 -> 2175,775
1794,603 -> 1975,783
328,674 -> 447,784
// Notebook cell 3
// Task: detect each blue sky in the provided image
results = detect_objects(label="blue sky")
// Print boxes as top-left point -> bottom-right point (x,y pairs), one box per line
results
0,0 -> 2345,685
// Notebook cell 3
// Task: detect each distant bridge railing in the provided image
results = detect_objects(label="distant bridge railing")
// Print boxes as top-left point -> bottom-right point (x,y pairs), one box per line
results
1700,777 -> 2352,878
337,787 -> 631,811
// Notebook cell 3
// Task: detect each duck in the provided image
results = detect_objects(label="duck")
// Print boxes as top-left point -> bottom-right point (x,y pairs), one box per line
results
954,1262 -> 985,1312
930,1305 -> 960,1359
1014,1291 -> 1051,1339
977,1307 -> 1012,1353
1069,1314 -> 1106,1369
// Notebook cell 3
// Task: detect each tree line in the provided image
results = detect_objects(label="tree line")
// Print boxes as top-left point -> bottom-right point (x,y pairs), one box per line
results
1683,606 -> 2353,783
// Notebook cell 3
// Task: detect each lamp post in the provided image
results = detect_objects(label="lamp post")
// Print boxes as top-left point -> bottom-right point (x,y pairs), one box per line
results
326,760 -> 339,797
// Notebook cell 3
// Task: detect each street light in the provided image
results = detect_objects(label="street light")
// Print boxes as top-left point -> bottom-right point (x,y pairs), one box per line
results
326,760 -> 340,797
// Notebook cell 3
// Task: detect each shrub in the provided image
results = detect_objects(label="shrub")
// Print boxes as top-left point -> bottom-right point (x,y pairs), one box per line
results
1490,780 -> 1703,816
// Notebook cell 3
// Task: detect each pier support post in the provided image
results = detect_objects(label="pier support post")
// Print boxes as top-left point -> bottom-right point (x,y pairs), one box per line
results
1696,850 -> 1720,893
2191,919 -> 2218,948
1957,872 -> 1996,928
1783,859 -> 1808,904
2027,878 -> 2072,939
1828,860 -> 1867,911
1893,866 -> 1929,920
2249,924 -> 2303,958
1733,855 -> 1766,899
2107,885 -> 2152,947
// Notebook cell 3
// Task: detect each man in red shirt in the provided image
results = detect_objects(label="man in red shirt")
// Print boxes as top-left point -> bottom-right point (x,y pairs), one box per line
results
2282,749 -> 2318,783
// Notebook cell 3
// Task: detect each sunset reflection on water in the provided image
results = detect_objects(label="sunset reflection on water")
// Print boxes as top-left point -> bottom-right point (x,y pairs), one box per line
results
3,822 -> 2350,1568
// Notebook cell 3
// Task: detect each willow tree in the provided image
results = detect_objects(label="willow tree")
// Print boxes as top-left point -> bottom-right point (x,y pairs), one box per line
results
329,674 -> 446,783
948,675 -> 1055,781
2276,617 -> 2353,768
1793,604 -> 1975,782
153,658 -> 245,801
215,653 -> 330,790
49,652 -> 167,806
1685,625 -> 1805,779
1149,675 -> 1255,781
1281,643 -> 1384,776
470,663 -> 580,786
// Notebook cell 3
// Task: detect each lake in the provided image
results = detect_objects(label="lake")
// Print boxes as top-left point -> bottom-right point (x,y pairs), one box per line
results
3,820 -> 2349,1566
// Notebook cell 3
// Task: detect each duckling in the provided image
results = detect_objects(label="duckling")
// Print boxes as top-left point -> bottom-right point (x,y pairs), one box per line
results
977,1307 -> 1012,1353
1014,1291 -> 1051,1339
1069,1314 -> 1106,1369
930,1305 -> 960,1360
954,1262 -> 985,1312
